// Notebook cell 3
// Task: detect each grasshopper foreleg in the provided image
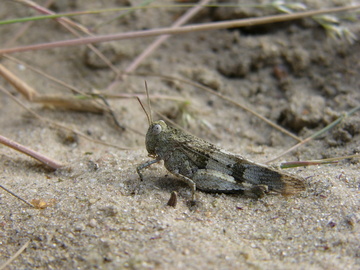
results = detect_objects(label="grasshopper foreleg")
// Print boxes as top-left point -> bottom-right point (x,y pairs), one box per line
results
136,159 -> 160,181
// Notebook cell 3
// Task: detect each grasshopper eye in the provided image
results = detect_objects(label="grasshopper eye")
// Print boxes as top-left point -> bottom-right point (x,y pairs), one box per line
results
152,124 -> 162,135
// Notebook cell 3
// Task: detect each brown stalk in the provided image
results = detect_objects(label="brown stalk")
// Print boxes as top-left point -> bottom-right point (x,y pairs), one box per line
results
126,72 -> 302,142
15,0 -> 119,74
14,0 -> 89,34
0,85 -> 134,150
4,0 -> 55,47
266,105 -> 360,163
0,240 -> 30,270
0,5 -> 359,55
32,95 -> 106,113
4,55 -> 85,94
0,64 -> 38,100
0,185 -> 35,208
0,134 -> 63,169
0,61 -> 105,113
116,0 -> 211,83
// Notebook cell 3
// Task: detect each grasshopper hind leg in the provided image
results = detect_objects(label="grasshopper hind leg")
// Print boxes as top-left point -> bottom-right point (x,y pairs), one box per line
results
170,171 -> 197,201
172,169 -> 267,200
192,169 -> 268,199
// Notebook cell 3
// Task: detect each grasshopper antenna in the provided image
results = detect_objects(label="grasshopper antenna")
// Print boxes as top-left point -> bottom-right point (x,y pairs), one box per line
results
145,81 -> 153,124
136,81 -> 152,125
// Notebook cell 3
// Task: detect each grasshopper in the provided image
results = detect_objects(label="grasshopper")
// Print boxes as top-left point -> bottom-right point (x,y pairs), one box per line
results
136,88 -> 305,201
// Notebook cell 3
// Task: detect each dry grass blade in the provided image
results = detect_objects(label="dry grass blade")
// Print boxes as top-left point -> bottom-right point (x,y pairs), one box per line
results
0,240 -> 30,270
15,0 -> 89,34
267,105 -> 360,163
130,73 -> 301,141
103,93 -> 189,103
4,55 -> 88,95
117,0 -> 211,82
33,95 -> 106,113
0,85 -> 133,150
0,185 -> 35,208
280,154 -> 360,168
0,134 -> 63,169
4,0 -> 54,47
0,61 -> 106,113
281,160 -> 338,168
16,0 -> 120,73
3,55 -> 100,98
0,4 -> 359,54
0,64 -> 38,100
94,94 -> 126,131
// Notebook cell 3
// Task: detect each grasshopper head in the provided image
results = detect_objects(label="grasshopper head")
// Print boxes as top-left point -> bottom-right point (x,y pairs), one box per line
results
145,120 -> 168,155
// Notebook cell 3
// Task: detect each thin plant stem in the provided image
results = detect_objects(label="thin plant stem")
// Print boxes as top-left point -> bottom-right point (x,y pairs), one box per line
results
0,240 -> 30,270
115,0 -> 211,83
1,5 -> 359,55
93,94 -> 144,135
94,0 -> 156,30
14,0 -> 89,33
4,0 -> 55,47
280,153 -> 360,168
0,134 -> 63,169
17,0 -> 120,74
125,72 -> 302,142
266,105 -> 360,163
0,64 -> 38,100
3,55 -> 89,93
0,85 -> 134,150
0,185 -> 35,208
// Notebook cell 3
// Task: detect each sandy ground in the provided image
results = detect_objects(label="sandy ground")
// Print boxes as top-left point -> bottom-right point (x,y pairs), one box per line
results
0,1 -> 359,269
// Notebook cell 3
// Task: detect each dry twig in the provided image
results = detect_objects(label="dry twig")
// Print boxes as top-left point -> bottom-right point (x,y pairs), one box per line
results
0,134 -> 63,169
0,240 -> 30,270
1,5 -> 359,54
